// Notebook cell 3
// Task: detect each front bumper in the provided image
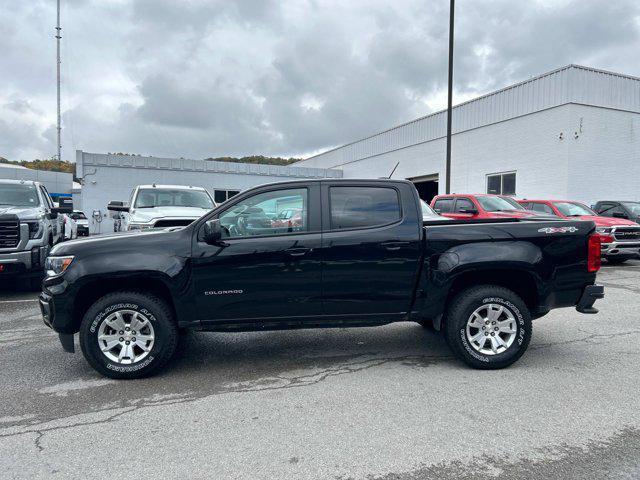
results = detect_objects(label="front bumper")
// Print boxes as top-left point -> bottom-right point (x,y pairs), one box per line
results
39,289 -> 75,352
0,246 -> 46,275
601,241 -> 640,258
576,284 -> 604,314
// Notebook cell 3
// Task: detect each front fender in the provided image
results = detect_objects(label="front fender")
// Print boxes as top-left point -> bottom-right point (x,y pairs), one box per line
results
43,252 -> 192,334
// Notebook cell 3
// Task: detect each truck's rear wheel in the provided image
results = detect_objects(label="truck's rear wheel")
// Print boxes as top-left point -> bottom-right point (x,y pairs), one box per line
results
79,291 -> 178,379
444,286 -> 532,369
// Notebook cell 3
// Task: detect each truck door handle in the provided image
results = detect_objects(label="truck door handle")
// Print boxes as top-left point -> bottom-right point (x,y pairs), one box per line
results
381,241 -> 409,251
285,247 -> 311,256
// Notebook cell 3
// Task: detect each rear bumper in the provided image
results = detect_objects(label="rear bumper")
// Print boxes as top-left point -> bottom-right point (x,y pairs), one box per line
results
576,284 -> 604,314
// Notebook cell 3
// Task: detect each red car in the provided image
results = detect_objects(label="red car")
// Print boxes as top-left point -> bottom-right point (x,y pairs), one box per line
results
518,199 -> 640,264
430,194 -> 544,220
270,208 -> 304,229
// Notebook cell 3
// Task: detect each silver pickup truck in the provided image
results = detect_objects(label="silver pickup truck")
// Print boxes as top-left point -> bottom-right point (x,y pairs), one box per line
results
108,184 -> 216,231
0,179 -> 70,288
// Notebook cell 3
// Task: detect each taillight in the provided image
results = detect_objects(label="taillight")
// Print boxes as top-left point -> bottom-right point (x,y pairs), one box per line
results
588,234 -> 602,272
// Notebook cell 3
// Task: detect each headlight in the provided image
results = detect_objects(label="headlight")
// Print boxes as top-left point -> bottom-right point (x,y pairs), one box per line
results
596,227 -> 612,234
23,221 -> 44,239
128,223 -> 154,231
45,256 -> 74,276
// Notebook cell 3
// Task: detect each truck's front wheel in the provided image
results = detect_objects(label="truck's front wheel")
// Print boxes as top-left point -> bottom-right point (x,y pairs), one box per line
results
444,286 -> 532,369
79,291 -> 178,379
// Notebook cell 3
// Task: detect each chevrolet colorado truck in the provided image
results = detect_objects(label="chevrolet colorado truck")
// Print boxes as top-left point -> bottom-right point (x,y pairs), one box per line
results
40,179 -> 604,379
0,179 -> 69,289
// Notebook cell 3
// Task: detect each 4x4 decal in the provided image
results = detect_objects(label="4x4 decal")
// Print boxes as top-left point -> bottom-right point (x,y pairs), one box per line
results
538,226 -> 579,234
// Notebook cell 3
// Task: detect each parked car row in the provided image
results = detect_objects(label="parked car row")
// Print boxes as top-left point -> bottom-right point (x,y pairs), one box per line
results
430,194 -> 640,264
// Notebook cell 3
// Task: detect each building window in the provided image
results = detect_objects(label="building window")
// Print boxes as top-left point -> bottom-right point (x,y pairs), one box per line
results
214,190 -> 241,204
486,172 -> 516,195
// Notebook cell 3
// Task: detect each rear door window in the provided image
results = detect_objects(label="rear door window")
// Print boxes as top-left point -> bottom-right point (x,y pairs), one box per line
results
329,187 -> 400,230
433,198 -> 454,214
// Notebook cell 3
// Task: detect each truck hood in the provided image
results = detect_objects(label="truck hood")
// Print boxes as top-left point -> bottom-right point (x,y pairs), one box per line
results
0,205 -> 45,220
129,206 -> 210,223
50,227 -> 187,257
569,215 -> 638,227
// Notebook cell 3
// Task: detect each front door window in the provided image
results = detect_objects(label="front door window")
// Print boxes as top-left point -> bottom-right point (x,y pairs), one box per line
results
218,188 -> 308,238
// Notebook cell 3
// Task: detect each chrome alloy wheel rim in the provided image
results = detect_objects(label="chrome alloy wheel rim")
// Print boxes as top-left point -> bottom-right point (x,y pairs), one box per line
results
465,303 -> 517,355
97,310 -> 155,364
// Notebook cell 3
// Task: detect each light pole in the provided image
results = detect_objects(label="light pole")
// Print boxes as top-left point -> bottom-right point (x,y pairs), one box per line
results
55,0 -> 62,161
445,0 -> 454,194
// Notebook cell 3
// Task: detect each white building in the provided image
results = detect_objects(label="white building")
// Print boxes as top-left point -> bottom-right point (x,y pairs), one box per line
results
295,65 -> 640,204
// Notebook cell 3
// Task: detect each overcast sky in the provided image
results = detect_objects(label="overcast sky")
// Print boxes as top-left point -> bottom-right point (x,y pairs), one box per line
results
1,0 -> 639,162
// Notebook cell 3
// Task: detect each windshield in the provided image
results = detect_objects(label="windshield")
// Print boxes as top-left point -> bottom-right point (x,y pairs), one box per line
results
499,196 -> 525,210
554,202 -> 595,216
476,196 -> 520,212
622,202 -> 640,216
134,188 -> 214,209
420,200 -> 440,218
70,212 -> 87,220
0,184 -> 40,207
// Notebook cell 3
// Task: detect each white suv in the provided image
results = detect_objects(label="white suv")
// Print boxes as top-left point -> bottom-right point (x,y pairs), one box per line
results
108,184 -> 216,231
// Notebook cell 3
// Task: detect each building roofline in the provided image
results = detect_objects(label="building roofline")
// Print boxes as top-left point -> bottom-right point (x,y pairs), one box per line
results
300,64 -> 640,162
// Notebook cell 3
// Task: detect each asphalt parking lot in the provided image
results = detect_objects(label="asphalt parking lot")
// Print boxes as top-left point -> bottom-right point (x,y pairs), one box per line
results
1,261 -> 639,479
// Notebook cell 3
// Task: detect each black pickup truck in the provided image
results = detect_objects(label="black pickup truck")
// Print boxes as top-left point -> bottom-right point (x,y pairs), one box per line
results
40,179 -> 604,379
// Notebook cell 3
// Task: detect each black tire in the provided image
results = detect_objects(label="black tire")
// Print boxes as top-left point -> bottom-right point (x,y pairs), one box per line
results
606,257 -> 628,265
79,291 -> 178,379
443,285 -> 532,369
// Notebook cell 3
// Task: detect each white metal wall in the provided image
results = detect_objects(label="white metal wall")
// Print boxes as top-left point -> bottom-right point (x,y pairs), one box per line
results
332,105 -> 573,200
567,104 -> 640,203
298,65 -> 640,172
0,165 -> 73,196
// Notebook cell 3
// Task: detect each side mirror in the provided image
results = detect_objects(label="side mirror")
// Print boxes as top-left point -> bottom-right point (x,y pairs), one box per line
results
203,219 -> 224,245
107,201 -> 130,213
612,211 -> 628,219
459,208 -> 478,215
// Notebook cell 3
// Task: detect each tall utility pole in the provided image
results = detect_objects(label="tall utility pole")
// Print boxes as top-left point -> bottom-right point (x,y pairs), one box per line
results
445,0 -> 454,194
55,0 -> 62,161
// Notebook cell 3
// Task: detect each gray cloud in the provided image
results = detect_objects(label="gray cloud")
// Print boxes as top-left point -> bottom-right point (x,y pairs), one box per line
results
0,0 -> 639,161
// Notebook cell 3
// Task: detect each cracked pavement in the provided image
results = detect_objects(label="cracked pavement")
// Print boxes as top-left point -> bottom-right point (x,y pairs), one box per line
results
1,260 -> 639,479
